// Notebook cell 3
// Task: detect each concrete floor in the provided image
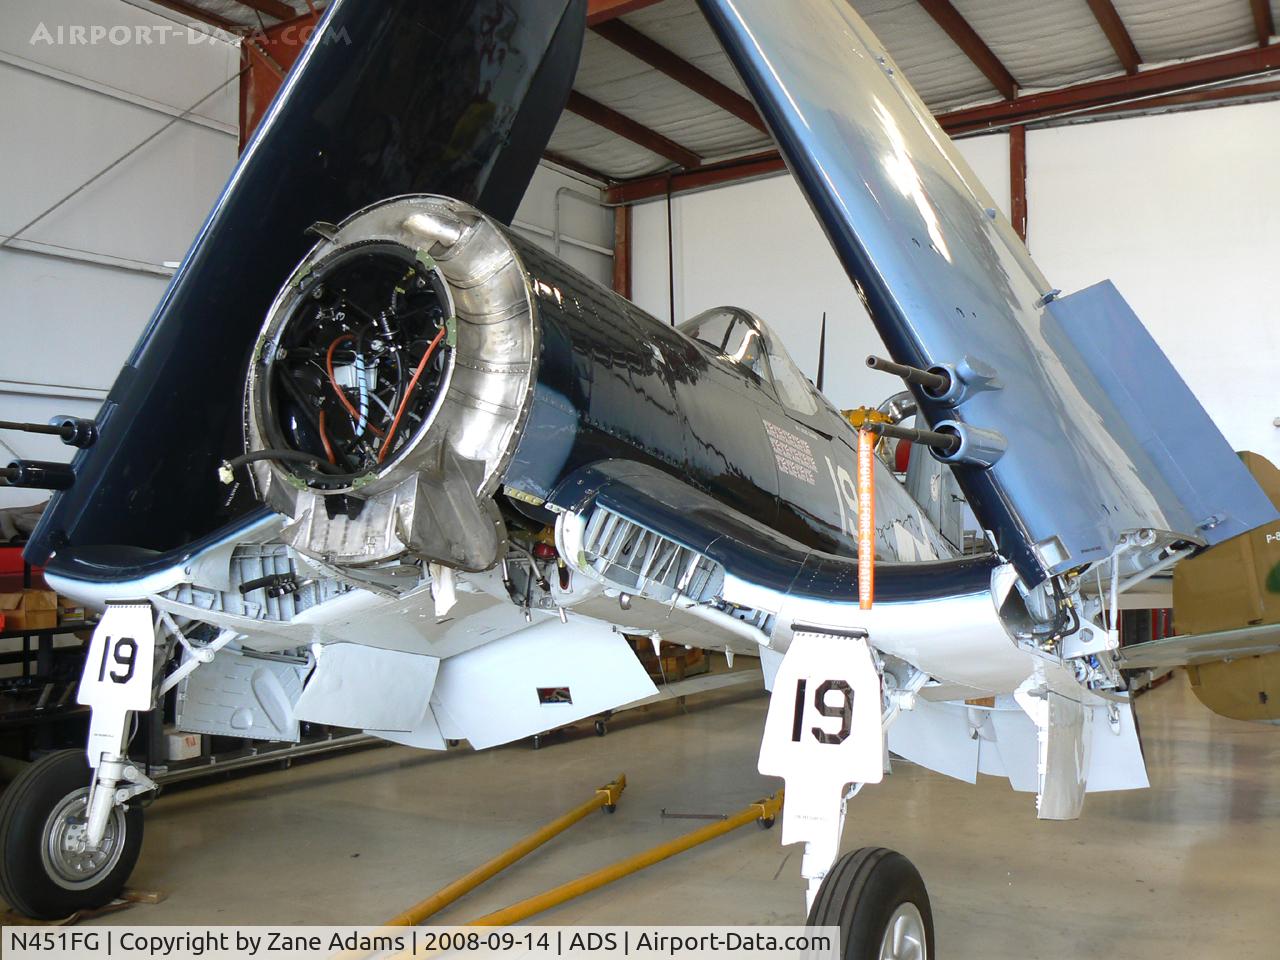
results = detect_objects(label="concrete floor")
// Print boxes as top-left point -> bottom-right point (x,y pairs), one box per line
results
43,672 -> 1280,957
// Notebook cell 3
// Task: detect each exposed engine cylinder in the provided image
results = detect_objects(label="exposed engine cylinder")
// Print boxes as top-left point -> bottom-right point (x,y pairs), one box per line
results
244,196 -> 538,570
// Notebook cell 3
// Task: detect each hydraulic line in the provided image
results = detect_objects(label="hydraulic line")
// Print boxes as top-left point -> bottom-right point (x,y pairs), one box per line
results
218,449 -> 366,486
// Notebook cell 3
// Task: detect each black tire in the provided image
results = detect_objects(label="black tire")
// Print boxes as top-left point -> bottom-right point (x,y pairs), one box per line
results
594,720 -> 608,737
0,750 -> 144,920
806,847 -> 933,960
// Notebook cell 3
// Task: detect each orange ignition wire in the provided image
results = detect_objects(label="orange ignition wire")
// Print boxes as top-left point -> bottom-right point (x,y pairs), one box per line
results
317,410 -> 337,465
378,326 -> 446,463
325,333 -> 384,439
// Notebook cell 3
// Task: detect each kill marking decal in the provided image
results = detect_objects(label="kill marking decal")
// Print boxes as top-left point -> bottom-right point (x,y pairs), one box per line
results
763,419 -> 818,486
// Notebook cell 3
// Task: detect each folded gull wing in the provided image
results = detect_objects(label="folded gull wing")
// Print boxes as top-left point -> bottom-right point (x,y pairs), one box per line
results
27,0 -> 586,568
698,0 -> 1278,583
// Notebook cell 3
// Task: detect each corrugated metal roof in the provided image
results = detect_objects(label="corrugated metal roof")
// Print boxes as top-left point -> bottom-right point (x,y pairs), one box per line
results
561,28 -> 767,162
555,0 -> 1280,182
623,0 -> 753,99
548,111 -> 670,180
171,0 -> 1280,185
856,1 -> 998,110
1113,0 -> 1256,63
163,1 -> 311,29
952,0 -> 1123,90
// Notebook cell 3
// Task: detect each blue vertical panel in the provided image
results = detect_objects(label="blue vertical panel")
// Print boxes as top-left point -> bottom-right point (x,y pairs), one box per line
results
1043,281 -> 1274,546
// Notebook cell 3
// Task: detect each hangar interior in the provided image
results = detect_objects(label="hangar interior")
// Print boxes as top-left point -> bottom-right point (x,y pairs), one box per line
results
1,0 -> 1278,957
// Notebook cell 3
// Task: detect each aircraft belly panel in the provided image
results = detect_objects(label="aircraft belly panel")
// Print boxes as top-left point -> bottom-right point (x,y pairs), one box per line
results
150,571 -> 517,659
557,590 -> 761,654
698,0 -> 1278,582
430,618 -> 657,749
175,647 -> 307,743
886,699 -> 978,784
293,643 -> 440,733
776,586 -> 1036,694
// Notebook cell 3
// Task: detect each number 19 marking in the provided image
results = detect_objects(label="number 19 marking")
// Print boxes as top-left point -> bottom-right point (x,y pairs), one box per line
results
97,636 -> 138,684
790,678 -> 854,745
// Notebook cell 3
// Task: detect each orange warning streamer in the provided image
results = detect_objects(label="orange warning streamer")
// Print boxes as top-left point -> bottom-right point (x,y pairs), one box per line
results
857,428 -> 875,609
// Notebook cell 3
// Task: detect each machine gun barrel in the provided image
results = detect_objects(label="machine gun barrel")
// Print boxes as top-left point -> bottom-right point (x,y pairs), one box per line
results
866,355 -> 951,394
3,460 -> 76,490
0,418 -> 96,448
862,420 -> 961,456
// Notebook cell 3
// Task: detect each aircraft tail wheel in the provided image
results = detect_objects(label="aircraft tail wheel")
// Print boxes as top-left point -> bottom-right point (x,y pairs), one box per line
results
806,847 -> 933,960
0,750 -> 144,920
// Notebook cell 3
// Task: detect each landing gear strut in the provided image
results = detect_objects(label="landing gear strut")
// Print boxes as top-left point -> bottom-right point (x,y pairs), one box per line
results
0,750 -> 145,920
757,629 -> 934,957
806,847 -> 933,960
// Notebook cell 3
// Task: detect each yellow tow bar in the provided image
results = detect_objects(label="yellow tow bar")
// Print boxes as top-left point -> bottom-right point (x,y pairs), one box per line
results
384,774 -> 628,927
379,786 -> 783,960
462,790 -> 783,927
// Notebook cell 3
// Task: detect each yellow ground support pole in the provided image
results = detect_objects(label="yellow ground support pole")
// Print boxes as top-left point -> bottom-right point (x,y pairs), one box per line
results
382,775 -> 627,928
463,790 -> 783,927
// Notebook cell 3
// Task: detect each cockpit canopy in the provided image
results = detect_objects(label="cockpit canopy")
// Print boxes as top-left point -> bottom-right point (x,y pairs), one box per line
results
679,306 -> 819,416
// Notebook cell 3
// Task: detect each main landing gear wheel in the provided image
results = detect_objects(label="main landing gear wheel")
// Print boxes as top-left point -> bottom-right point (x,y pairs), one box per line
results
806,847 -> 933,960
0,750 -> 144,920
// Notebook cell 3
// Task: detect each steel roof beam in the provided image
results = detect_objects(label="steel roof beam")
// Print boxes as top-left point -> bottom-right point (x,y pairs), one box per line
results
593,20 -> 767,132
605,42 -> 1280,202
1250,0 -> 1275,46
940,41 -> 1280,134
566,90 -> 701,169
149,0 -> 242,31
587,0 -> 666,27
1084,0 -> 1142,75
233,0 -> 299,21
607,150 -> 784,203
544,150 -> 615,184
1058,77 -> 1280,121
916,0 -> 1018,99
1009,124 -> 1027,241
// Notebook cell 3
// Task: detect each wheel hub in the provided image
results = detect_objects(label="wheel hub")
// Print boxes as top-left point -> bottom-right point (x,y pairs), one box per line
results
42,789 -> 126,890
879,902 -> 926,960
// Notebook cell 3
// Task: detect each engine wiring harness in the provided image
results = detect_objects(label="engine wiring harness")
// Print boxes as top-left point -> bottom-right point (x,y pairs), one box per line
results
224,243 -> 455,489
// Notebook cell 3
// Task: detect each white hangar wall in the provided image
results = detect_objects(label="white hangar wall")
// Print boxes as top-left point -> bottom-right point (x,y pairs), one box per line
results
0,0 -> 611,510
0,0 -> 241,509
630,98 -> 1280,466
1026,104 -> 1280,463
